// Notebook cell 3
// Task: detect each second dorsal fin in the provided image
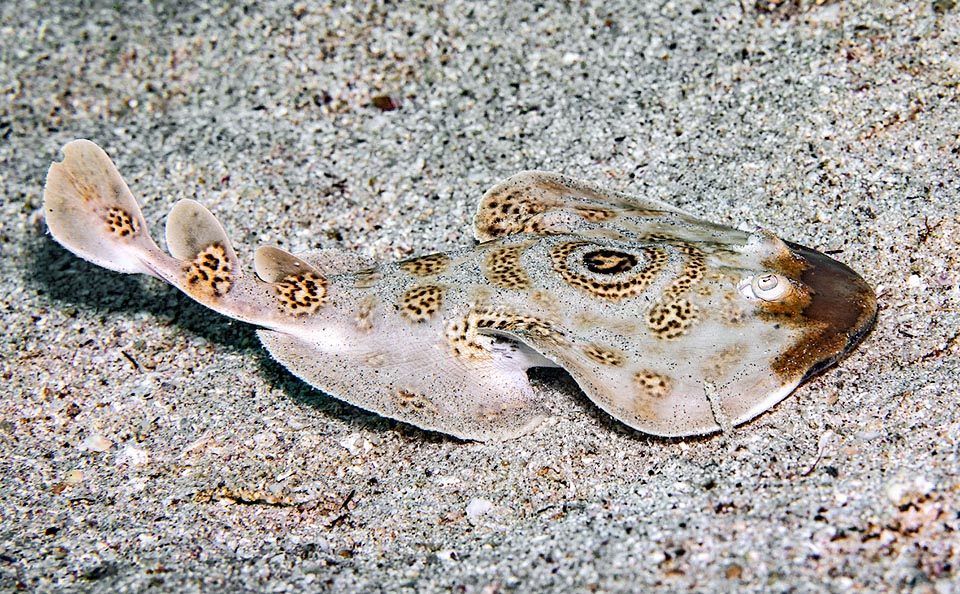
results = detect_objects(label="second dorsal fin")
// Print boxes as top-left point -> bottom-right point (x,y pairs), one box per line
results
254,246 -> 323,282
162,200 -> 242,303
165,200 -> 239,268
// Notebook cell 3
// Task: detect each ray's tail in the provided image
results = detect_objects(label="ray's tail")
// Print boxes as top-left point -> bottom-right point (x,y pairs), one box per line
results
43,139 -> 246,294
43,139 -> 322,326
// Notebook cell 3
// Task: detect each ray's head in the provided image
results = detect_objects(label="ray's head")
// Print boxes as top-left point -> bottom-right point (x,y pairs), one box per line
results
737,231 -> 877,383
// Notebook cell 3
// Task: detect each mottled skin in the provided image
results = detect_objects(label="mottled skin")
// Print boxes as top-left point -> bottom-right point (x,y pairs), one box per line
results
43,140 -> 877,441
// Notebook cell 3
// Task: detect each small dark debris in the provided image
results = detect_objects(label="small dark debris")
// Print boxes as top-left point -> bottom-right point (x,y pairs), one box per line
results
933,0 -> 955,13
63,402 -> 81,418
371,95 -> 401,111
726,563 -> 744,579
340,489 -> 356,510
120,350 -> 141,372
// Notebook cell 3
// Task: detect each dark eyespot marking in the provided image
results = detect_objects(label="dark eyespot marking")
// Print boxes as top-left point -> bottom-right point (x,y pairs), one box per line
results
551,240 -> 668,302
582,249 -> 639,275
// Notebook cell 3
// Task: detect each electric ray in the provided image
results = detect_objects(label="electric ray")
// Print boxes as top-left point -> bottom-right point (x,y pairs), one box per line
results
42,140 -> 877,441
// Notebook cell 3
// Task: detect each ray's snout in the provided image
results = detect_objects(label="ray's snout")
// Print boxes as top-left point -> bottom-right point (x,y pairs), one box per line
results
779,241 -> 878,380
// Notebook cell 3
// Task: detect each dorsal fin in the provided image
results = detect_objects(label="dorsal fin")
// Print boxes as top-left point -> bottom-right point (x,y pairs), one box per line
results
254,246 -> 323,282
162,200 -> 244,303
165,200 -> 240,271
474,171 -> 689,241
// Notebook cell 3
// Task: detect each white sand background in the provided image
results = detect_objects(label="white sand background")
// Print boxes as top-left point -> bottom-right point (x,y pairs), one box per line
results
2,1 -> 958,591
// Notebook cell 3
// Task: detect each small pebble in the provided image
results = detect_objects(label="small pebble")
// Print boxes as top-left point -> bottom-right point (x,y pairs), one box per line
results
465,498 -> 493,524
80,434 -> 113,453
116,446 -> 149,467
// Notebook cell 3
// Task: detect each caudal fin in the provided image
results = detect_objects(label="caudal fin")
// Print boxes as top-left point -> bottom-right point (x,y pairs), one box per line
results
43,140 -> 164,277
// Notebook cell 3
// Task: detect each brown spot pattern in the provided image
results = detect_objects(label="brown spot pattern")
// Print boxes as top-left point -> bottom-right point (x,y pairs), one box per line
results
633,370 -> 672,400
393,389 -> 439,418
645,246 -> 706,339
582,343 -> 625,367
185,243 -> 234,299
474,308 -> 565,344
622,207 -> 670,218
476,189 -> 550,238
646,298 -> 699,340
582,249 -> 639,275
399,284 -> 444,323
720,299 -> 747,326
482,244 -> 532,289
398,253 -> 451,277
636,232 -> 679,243
551,240 -> 668,301
661,245 -> 706,301
574,206 -> 618,222
445,317 -> 486,359
520,218 -> 549,235
104,207 -> 138,238
274,271 -> 328,315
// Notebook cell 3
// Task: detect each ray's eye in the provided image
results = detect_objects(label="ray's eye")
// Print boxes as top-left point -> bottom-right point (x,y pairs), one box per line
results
752,273 -> 791,301
756,273 -> 777,291
737,272 -> 793,302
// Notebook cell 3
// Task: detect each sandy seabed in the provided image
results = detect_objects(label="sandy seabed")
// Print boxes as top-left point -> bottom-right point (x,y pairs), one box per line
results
2,1 -> 958,592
